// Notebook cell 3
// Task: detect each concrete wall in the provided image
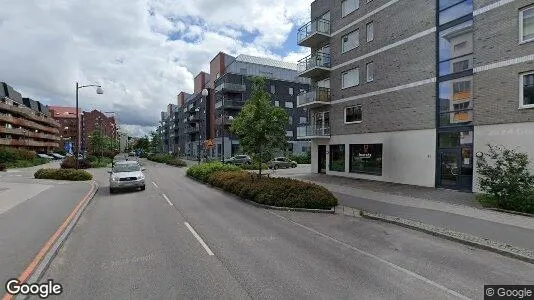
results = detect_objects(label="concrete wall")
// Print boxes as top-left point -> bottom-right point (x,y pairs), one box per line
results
473,122 -> 534,192
310,129 -> 436,187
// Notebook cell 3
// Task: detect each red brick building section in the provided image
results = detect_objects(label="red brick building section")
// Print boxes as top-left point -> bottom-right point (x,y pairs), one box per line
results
81,110 -> 117,154
49,106 -> 80,151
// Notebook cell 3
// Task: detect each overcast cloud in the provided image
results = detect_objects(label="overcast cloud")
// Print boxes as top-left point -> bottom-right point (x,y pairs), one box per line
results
0,0 -> 311,137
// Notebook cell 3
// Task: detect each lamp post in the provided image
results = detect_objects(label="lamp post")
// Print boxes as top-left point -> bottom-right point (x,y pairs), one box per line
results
201,88 -> 208,164
75,82 -> 103,169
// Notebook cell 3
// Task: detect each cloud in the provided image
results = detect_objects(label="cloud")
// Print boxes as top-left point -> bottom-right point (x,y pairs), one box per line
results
0,0 -> 312,137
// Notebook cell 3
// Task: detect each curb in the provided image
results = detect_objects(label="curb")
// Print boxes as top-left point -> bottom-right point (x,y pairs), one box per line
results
14,181 -> 100,299
485,207 -> 534,218
359,210 -> 534,264
186,175 -> 335,214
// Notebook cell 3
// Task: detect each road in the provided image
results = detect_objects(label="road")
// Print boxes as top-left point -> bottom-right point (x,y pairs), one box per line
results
34,160 -> 534,299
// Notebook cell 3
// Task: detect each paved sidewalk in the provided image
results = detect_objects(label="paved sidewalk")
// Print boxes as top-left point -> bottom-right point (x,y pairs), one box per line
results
273,173 -> 534,251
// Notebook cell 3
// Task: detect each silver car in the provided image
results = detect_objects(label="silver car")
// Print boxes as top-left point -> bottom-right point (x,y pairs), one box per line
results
109,161 -> 146,193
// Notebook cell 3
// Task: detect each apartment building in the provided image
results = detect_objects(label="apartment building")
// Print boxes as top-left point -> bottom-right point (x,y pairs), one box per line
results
81,110 -> 118,154
0,82 -> 60,152
297,0 -> 534,192
160,53 -> 312,159
49,106 -> 81,153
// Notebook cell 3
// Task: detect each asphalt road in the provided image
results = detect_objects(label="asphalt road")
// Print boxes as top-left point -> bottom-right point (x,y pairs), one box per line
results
36,160 -> 534,299
0,165 -> 91,290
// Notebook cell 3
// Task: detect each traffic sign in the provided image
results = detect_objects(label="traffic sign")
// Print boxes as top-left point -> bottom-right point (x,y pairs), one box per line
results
205,139 -> 215,149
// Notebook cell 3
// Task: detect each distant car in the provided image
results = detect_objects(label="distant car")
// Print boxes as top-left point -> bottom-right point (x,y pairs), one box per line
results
109,161 -> 146,193
269,157 -> 297,169
49,153 -> 65,160
128,151 -> 136,157
224,155 -> 252,165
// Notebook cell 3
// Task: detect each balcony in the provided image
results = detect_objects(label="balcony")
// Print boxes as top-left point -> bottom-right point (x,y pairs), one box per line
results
0,138 -> 59,148
215,82 -> 246,93
298,52 -> 331,79
297,18 -> 331,48
215,99 -> 245,110
0,113 -> 60,135
297,87 -> 331,108
296,125 -> 330,139
216,116 -> 235,126
0,99 -> 59,127
0,127 -> 60,141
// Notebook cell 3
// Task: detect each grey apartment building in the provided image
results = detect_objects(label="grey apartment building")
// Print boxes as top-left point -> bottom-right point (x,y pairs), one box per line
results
160,53 -> 311,160
296,0 -> 534,192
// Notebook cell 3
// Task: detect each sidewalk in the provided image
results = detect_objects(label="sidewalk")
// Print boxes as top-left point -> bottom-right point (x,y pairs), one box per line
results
274,173 -> 534,251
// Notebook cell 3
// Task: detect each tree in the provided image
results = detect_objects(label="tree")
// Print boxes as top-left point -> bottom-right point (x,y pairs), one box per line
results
230,76 -> 289,177
150,131 -> 163,154
135,136 -> 151,152
89,130 -> 105,158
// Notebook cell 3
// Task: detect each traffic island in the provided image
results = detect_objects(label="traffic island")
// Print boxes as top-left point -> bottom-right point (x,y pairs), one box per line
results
186,162 -> 338,212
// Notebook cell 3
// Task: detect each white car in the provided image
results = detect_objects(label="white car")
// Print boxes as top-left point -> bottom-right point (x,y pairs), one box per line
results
109,161 -> 146,193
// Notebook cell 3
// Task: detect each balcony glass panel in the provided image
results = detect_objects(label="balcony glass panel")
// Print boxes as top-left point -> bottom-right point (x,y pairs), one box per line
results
298,52 -> 331,72
297,18 -> 331,43
297,87 -> 331,106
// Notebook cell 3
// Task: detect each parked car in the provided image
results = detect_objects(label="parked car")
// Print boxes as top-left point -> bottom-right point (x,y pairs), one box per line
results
128,151 -> 136,157
269,157 -> 297,169
224,155 -> 252,165
49,153 -> 65,160
109,161 -> 146,193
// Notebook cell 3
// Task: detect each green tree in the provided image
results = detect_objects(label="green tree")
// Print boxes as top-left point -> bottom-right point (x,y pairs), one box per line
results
230,76 -> 289,177
150,131 -> 163,154
135,136 -> 151,152
89,130 -> 105,158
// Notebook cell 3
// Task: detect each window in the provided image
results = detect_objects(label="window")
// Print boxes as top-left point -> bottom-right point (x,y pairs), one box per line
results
342,68 -> 359,89
285,101 -> 294,108
345,105 -> 362,123
299,116 -> 307,124
274,101 -> 279,107
452,60 -> 469,73
342,0 -> 359,17
366,22 -> 374,42
439,0 -> 473,25
521,72 -> 534,108
329,145 -> 345,172
286,130 -> 294,137
342,30 -> 359,53
521,6 -> 534,43
366,62 -> 374,82
271,85 -> 275,94
289,87 -> 293,95
453,41 -> 467,52
288,116 -> 293,125
349,144 -> 383,175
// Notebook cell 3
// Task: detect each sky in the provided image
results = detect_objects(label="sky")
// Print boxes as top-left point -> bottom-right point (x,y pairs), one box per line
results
0,0 -> 312,137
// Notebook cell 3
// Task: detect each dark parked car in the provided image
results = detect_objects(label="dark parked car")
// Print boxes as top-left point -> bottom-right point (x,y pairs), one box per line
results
269,157 -> 297,169
224,155 -> 252,166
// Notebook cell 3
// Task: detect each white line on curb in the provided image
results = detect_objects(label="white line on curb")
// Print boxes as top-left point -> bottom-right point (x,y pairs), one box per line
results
184,222 -> 214,256
152,181 -> 159,188
269,211 -> 471,300
162,194 -> 173,206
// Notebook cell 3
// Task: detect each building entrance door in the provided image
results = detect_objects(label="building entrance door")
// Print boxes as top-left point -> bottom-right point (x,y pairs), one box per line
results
438,147 -> 473,191
318,145 -> 327,173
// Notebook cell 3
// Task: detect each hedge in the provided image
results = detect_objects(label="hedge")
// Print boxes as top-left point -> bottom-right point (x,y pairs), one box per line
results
147,154 -> 174,164
61,156 -> 92,169
0,147 -> 50,169
187,162 -> 338,210
167,158 -> 187,167
289,153 -> 311,164
0,163 -> 6,171
241,162 -> 269,170
35,168 -> 93,181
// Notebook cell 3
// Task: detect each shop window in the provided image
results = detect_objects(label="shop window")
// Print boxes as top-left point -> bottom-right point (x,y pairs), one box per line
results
349,144 -> 383,175
329,144 -> 345,172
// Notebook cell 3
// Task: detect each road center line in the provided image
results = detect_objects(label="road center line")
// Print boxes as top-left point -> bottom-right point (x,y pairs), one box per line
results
162,194 -> 173,206
184,222 -> 214,256
268,211 -> 471,300
152,181 -> 159,188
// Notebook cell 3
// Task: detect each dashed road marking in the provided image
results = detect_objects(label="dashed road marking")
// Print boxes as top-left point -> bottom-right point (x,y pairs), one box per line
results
162,194 -> 173,206
152,181 -> 159,188
184,222 -> 214,256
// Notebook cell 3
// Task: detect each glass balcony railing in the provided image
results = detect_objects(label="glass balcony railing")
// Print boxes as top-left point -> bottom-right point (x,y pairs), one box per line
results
297,87 -> 331,107
297,18 -> 331,46
215,99 -> 245,110
297,125 -> 330,138
298,52 -> 331,75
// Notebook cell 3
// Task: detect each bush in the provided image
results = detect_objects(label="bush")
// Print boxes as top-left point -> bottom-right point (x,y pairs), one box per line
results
148,154 -> 174,164
167,158 -> 187,167
241,163 -> 268,170
186,161 -> 241,182
0,163 -> 6,171
61,156 -> 92,169
205,170 -> 338,209
34,168 -> 93,181
91,157 -> 113,168
289,153 -> 311,164
0,147 -> 37,163
476,144 -> 534,213
6,158 -> 48,168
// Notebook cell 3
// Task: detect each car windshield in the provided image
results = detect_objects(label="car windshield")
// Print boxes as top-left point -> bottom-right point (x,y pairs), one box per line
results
113,164 -> 140,173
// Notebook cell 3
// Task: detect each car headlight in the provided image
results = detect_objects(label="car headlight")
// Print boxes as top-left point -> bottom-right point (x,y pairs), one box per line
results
138,175 -> 145,180
112,176 -> 120,181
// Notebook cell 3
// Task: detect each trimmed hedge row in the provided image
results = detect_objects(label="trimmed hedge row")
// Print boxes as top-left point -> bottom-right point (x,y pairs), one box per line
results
167,158 -> 187,167
147,154 -> 174,164
187,162 -> 338,209
289,153 -> 311,164
35,168 -> 93,181
61,156 -> 92,169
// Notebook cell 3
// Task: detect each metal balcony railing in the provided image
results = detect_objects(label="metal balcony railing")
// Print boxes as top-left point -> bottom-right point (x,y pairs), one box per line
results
0,99 -> 59,127
298,52 -> 331,73
0,113 -> 60,135
216,116 -> 235,126
215,99 -> 245,110
297,18 -> 331,44
297,125 -> 330,138
297,87 -> 331,107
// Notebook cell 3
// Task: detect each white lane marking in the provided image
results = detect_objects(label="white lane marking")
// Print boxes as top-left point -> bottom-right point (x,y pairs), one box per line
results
269,211 -> 471,300
184,222 -> 214,256
152,181 -> 159,188
162,194 -> 173,206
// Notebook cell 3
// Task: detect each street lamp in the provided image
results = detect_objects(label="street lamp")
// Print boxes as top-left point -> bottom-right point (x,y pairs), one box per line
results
75,82 -> 103,169
201,88 -> 208,163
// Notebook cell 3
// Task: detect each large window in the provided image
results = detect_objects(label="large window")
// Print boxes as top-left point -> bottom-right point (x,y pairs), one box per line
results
438,77 -> 473,126
438,20 -> 473,76
329,145 -> 345,172
342,68 -> 359,89
345,105 -> 362,123
342,0 -> 359,17
521,72 -> 534,108
439,0 -> 473,25
349,144 -> 383,175
342,30 -> 359,53
366,22 -> 374,42
520,5 -> 534,43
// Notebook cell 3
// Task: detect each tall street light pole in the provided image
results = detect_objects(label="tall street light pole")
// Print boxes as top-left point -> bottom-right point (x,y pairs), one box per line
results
76,82 -> 104,169
201,88 -> 209,164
